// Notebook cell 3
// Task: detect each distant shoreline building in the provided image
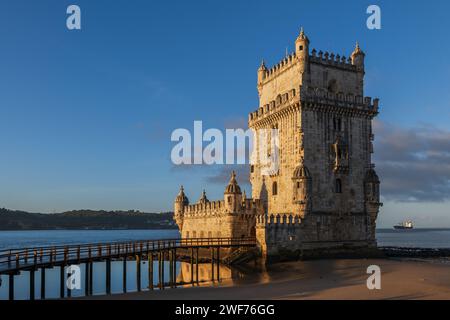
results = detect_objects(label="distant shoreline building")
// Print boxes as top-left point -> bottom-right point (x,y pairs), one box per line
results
174,29 -> 382,261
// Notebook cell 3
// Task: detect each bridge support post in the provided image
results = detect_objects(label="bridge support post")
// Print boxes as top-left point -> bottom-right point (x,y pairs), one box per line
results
60,265 -> 65,299
161,250 -> 165,290
190,247 -> 194,284
136,255 -> 141,292
84,262 -> 89,297
123,257 -> 127,293
41,267 -> 46,300
148,252 -> 153,290
89,261 -> 93,296
169,249 -> 173,287
173,248 -> 177,287
210,247 -> 214,282
30,269 -> 35,300
196,248 -> 199,284
9,273 -> 14,301
216,247 -> 220,282
158,251 -> 162,290
106,259 -> 111,295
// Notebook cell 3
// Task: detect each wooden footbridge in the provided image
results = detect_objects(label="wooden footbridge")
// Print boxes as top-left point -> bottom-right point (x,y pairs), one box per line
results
0,237 -> 256,300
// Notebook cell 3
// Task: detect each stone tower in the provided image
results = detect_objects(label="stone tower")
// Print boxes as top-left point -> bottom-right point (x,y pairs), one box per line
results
249,29 -> 382,260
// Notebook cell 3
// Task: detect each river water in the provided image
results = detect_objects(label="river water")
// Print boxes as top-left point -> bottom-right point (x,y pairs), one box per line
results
1,228 -> 449,299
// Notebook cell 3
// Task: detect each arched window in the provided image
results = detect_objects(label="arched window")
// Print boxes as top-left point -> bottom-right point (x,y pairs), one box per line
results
272,181 -> 278,195
335,179 -> 342,193
192,231 -> 197,238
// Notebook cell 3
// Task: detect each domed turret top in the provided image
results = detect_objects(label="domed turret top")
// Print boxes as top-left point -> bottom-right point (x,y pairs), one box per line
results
224,171 -> 242,194
293,165 -> 311,179
293,157 -> 311,179
198,189 -> 209,204
352,41 -> 365,57
258,59 -> 267,71
175,185 -> 189,205
296,27 -> 309,42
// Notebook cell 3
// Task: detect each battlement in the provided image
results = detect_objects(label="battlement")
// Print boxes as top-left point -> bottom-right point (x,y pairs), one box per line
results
259,52 -> 298,84
181,198 -> 265,218
309,48 -> 356,71
300,85 -> 379,113
248,88 -> 300,125
259,46 -> 360,87
249,85 -> 379,125
183,200 -> 225,216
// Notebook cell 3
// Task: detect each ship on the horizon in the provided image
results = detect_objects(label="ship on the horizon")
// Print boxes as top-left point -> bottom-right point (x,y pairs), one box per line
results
394,220 -> 414,230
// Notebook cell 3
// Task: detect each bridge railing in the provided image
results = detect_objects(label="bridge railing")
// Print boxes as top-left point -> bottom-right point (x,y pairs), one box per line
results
0,237 -> 256,274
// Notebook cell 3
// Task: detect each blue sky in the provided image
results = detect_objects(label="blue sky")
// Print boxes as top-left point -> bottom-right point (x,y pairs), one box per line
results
0,0 -> 449,227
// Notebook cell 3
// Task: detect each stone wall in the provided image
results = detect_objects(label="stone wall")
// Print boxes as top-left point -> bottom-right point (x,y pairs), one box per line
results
180,213 -> 256,239
256,212 -> 377,261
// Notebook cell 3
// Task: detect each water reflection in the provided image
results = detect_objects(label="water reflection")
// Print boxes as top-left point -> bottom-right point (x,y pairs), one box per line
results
177,262 -> 232,284
0,258 -> 259,300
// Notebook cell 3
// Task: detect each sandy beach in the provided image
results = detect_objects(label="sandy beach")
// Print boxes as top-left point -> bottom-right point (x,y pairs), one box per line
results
87,258 -> 450,300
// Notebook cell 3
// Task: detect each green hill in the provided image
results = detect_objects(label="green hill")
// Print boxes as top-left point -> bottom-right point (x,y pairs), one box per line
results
0,208 -> 176,230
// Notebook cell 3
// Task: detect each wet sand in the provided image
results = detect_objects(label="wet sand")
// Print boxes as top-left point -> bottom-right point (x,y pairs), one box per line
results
89,259 -> 450,300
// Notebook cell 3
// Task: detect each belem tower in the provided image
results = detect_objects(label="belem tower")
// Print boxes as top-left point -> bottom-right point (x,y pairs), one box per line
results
174,29 -> 382,261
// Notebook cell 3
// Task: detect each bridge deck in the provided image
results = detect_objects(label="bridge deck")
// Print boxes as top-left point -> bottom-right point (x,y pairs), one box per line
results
0,237 -> 256,275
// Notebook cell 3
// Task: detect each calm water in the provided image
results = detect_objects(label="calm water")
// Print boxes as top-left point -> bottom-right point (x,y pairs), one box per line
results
376,228 -> 450,248
1,228 -> 449,251
1,228 -> 449,300
0,229 -> 180,251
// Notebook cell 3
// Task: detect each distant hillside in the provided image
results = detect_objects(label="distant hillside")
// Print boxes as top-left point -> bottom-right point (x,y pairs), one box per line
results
0,208 -> 177,230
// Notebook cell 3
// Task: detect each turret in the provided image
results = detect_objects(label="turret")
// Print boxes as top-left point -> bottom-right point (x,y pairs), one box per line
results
198,189 -> 209,204
174,185 -> 189,228
351,42 -> 365,70
295,27 -> 310,84
295,27 -> 309,63
224,171 -> 242,213
257,60 -> 267,84
257,60 -> 267,96
292,158 -> 312,217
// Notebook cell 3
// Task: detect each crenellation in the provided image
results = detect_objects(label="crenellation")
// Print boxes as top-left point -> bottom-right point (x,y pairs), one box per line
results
309,52 -> 356,70
249,84 -> 378,127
